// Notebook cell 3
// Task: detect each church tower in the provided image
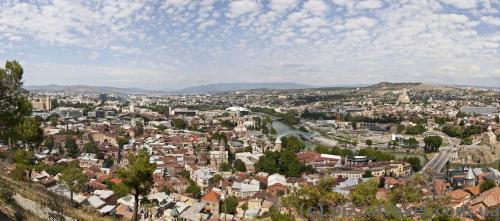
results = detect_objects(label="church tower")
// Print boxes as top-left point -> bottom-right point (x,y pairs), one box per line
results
274,137 -> 282,152
464,167 -> 476,187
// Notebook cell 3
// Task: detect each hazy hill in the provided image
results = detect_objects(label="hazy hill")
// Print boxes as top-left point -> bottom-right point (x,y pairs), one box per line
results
175,82 -> 312,94
367,82 -> 422,90
25,85 -> 167,95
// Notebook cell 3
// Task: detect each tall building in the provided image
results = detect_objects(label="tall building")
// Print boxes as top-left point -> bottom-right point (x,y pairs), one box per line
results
31,97 -> 52,111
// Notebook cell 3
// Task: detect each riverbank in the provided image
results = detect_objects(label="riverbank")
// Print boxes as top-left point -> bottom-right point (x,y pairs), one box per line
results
388,151 -> 429,165
272,119 -> 337,149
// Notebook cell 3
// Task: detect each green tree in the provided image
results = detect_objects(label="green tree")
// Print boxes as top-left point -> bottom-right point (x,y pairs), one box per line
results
186,183 -> 201,198
219,162 -> 231,172
460,137 -> 473,145
48,113 -> 60,126
45,136 -> 55,152
117,137 -> 129,164
0,61 -> 33,145
358,148 -> 395,161
0,186 -> 14,204
365,139 -> 373,146
281,136 -> 304,152
233,159 -> 247,172
480,178 -> 496,193
362,170 -> 373,178
351,178 -> 379,206
269,208 -> 294,221
221,196 -> 239,215
255,151 -> 279,174
13,149 -> 36,181
60,161 -> 87,207
279,151 -> 303,177
282,177 -> 345,214
424,136 -> 443,152
402,157 -> 422,171
172,118 -> 187,129
65,136 -> 79,158
397,124 -> 405,133
403,137 -> 419,148
405,124 -> 426,135
135,121 -> 144,136
114,149 -> 156,221
83,138 -> 98,153
389,184 -> 422,206
211,174 -> 223,184
12,117 -> 43,147
256,151 -> 305,177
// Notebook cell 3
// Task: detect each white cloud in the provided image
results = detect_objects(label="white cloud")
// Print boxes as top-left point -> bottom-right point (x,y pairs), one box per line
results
164,0 -> 192,7
0,1 -> 148,50
439,13 -> 470,24
343,16 -> 378,30
270,0 -> 298,12
481,16 -> 500,26
440,0 -> 478,9
228,0 -> 260,18
303,0 -> 329,16
356,0 -> 383,10
0,0 -> 499,87
199,19 -> 217,31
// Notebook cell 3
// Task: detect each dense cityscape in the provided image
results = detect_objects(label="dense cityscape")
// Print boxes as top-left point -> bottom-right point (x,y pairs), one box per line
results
1,0 -> 499,220
0,61 -> 499,221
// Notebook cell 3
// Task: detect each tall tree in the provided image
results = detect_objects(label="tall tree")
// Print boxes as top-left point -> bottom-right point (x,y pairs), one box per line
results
233,159 -> 247,172
60,162 -> 87,207
480,178 -> 496,193
0,61 -> 40,146
12,117 -> 43,147
365,139 -> 373,147
351,178 -> 379,206
117,136 -> 129,164
424,136 -> 443,152
281,136 -> 304,152
64,136 -> 79,158
13,149 -> 36,181
114,149 -> 155,221
221,196 -> 239,215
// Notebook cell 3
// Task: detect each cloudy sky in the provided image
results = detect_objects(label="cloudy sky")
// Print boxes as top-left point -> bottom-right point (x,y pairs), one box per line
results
0,0 -> 499,90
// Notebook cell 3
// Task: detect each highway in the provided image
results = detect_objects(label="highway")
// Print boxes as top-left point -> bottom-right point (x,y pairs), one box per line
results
421,147 -> 455,173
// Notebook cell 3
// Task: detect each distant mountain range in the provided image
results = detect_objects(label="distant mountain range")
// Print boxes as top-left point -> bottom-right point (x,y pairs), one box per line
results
26,81 -> 480,95
175,82 -> 312,94
25,82 -> 314,95
25,84 -> 167,95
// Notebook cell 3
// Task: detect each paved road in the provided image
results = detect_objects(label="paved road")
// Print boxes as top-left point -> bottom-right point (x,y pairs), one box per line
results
421,147 -> 455,173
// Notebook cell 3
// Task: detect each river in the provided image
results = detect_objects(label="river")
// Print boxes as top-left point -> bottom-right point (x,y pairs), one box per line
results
272,120 -> 317,150
272,119 -> 429,164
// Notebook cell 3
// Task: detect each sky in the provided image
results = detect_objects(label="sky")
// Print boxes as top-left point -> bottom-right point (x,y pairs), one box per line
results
0,0 -> 499,90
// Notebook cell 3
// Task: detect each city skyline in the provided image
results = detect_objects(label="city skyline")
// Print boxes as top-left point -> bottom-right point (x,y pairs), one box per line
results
0,0 -> 499,90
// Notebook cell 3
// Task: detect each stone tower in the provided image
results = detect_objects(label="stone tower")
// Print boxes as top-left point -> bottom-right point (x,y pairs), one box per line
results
465,167 -> 476,187
274,137 -> 282,152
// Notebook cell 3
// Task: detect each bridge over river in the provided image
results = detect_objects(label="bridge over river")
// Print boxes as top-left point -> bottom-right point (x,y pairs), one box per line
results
277,130 -> 316,139
421,147 -> 456,173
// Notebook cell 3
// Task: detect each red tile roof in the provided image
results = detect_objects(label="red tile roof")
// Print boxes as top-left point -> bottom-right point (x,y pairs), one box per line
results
201,191 -> 220,202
